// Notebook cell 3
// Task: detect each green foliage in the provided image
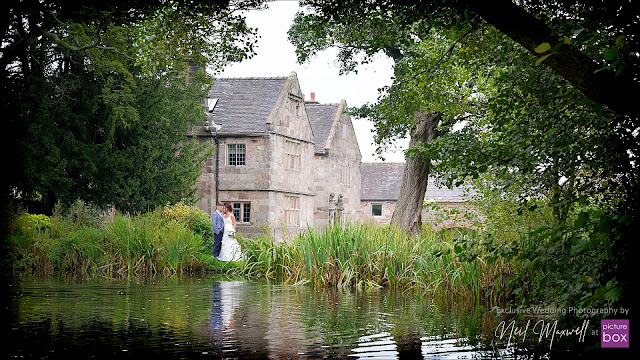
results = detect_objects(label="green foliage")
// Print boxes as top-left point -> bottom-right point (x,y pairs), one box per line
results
411,35 -> 633,308
2,1 -> 259,214
455,175 -> 627,309
5,204 -> 216,276
134,4 -> 260,75
237,223 -> 510,303
293,0 -> 637,310
16,213 -> 52,234
162,200 -> 214,249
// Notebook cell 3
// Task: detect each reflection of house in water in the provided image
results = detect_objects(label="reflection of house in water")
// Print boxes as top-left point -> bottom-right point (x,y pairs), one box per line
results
206,280 -> 317,358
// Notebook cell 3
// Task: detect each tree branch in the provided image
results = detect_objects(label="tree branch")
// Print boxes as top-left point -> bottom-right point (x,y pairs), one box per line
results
468,0 -> 640,118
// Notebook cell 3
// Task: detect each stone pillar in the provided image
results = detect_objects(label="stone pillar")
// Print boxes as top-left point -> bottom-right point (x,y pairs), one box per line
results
328,193 -> 336,225
336,194 -> 344,225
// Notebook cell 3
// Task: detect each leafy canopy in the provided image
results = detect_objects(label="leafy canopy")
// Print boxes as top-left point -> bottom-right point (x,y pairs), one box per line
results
290,0 -> 637,308
2,0 -> 263,213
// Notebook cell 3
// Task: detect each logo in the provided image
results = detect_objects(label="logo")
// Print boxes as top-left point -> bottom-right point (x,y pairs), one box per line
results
601,319 -> 629,348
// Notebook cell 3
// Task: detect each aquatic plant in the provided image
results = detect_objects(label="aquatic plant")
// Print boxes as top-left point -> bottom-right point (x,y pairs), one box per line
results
237,223 -> 511,303
5,203 -> 220,276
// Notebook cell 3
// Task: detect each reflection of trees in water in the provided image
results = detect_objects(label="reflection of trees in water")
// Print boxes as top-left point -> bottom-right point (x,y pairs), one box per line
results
204,280 -> 501,358
294,287 -> 500,358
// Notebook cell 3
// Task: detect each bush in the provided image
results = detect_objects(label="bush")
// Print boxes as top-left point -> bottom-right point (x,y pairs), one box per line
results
161,201 -> 214,249
5,202 -> 215,276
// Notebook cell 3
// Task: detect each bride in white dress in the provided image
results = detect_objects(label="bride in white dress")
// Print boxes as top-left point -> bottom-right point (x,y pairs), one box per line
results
217,203 -> 245,262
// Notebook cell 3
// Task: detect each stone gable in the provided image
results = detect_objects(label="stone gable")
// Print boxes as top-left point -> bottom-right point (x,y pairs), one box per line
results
189,72 -> 358,240
308,100 -> 362,227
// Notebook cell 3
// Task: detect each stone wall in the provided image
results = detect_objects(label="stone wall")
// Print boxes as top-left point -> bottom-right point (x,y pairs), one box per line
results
313,101 -> 362,228
269,191 -> 314,242
264,73 -> 316,237
219,135 -> 272,191
361,201 -> 477,229
268,134 -> 315,197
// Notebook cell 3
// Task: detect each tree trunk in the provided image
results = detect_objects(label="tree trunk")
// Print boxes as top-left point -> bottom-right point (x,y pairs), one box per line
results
390,112 -> 442,234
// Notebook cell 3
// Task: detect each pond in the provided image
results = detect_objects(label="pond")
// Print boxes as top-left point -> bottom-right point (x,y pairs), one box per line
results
1,275 -> 597,359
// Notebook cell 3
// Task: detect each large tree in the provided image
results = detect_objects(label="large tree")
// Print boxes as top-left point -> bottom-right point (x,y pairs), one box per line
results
289,6 -> 490,233
300,0 -> 640,118
292,0 -> 638,308
1,0 -> 263,214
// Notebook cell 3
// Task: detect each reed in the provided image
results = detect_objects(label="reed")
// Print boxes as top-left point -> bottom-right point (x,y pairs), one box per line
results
5,208 -> 218,276
6,207 -> 511,302
238,223 -> 511,302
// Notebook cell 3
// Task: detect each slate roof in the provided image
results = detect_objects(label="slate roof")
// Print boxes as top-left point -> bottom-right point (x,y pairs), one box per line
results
207,77 -> 288,134
360,162 -> 469,202
306,103 -> 339,154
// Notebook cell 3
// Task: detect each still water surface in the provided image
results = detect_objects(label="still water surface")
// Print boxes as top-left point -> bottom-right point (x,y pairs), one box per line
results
5,275 -> 510,359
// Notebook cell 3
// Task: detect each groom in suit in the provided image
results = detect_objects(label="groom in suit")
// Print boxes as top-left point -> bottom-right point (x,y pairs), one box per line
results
211,202 -> 225,259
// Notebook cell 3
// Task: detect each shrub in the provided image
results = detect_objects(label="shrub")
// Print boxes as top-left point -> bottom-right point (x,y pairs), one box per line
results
5,203 -> 214,276
161,201 -> 213,249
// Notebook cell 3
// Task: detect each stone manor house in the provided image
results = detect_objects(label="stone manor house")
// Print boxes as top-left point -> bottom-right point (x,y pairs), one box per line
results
187,72 -> 361,239
187,72 -> 468,239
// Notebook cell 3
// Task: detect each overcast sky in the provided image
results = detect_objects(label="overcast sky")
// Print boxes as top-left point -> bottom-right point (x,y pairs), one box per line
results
215,0 -> 408,162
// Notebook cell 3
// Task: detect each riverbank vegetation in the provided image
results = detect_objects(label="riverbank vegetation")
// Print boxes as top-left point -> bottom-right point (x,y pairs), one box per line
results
4,200 -> 511,303
3,201 -> 220,276
3,194 -> 625,309
239,224 -> 510,303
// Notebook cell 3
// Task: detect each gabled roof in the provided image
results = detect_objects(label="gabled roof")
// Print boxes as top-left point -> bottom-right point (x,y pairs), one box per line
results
207,76 -> 289,134
306,103 -> 340,154
360,162 -> 469,202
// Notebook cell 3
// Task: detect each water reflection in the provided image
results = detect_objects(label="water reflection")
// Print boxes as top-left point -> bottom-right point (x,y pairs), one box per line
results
7,276 -> 510,359
201,279 -> 502,359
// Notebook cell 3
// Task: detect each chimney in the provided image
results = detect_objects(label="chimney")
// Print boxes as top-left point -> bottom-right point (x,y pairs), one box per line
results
187,62 -> 201,85
305,92 -> 319,104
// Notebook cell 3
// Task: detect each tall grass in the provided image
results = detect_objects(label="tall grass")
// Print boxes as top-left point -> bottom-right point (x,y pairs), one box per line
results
6,205 -> 512,303
238,223 -> 511,303
5,205 -> 217,276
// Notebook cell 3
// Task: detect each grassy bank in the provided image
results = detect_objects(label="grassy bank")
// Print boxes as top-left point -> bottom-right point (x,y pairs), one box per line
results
3,201 -> 219,276
4,203 -> 511,302
238,223 -> 512,303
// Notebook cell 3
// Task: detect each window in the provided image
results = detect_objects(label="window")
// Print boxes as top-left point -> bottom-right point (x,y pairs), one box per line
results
232,203 -> 241,220
227,143 -> 246,166
341,163 -> 352,185
371,204 -> 383,217
225,202 -> 251,223
285,196 -> 300,225
285,140 -> 301,170
243,203 -> 251,223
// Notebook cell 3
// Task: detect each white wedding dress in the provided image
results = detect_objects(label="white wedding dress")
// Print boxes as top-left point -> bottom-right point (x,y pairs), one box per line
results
218,215 -> 244,261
